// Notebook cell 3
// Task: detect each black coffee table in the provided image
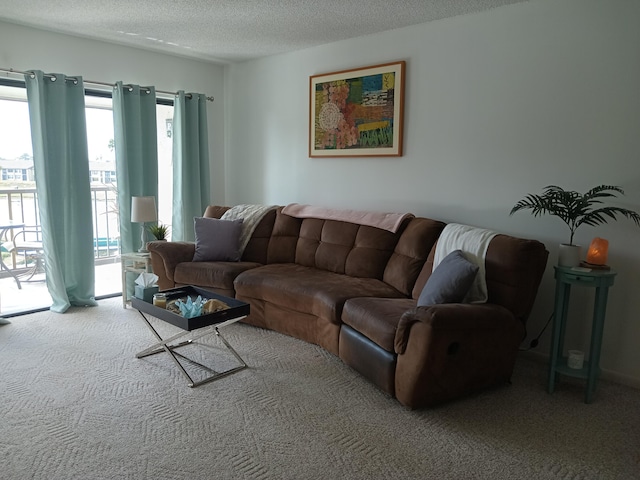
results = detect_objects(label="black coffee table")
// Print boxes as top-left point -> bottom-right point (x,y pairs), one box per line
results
131,286 -> 250,387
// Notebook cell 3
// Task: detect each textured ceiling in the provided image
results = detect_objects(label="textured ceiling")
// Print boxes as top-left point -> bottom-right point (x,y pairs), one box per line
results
0,0 -> 529,64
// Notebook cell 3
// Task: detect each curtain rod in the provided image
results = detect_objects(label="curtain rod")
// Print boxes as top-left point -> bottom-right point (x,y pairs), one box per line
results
0,67 -> 214,102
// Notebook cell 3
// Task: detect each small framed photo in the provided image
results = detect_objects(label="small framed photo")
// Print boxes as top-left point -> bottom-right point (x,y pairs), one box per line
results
309,61 -> 405,157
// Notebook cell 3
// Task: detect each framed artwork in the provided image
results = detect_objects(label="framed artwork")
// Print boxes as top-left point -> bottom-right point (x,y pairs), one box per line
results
309,61 -> 405,157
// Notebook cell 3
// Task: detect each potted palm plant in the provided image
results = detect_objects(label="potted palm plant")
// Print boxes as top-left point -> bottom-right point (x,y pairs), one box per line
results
510,185 -> 640,266
147,223 -> 170,241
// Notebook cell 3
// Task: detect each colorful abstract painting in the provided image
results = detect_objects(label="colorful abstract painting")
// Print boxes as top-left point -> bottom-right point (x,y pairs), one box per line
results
309,61 -> 405,157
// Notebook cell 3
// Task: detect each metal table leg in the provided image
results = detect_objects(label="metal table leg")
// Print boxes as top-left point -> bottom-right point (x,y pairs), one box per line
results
135,310 -> 247,387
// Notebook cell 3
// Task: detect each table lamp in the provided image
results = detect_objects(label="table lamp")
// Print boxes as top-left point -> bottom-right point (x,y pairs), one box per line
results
131,196 -> 157,253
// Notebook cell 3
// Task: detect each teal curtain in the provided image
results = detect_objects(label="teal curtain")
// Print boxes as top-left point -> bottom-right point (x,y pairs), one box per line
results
112,82 -> 158,254
113,82 -> 158,298
172,91 -> 210,242
25,71 -> 97,313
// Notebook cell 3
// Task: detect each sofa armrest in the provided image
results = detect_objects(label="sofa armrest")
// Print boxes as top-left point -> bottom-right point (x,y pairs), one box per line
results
393,303 -> 525,408
394,303 -> 516,354
147,241 -> 196,290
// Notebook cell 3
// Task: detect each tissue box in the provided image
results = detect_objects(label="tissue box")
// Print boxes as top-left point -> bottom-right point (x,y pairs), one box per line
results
134,285 -> 159,303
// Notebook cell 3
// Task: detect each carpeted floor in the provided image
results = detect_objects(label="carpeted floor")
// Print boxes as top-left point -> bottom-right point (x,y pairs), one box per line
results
0,297 -> 639,480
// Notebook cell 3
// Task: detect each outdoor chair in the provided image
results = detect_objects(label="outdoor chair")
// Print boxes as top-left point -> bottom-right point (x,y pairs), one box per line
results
10,226 -> 45,282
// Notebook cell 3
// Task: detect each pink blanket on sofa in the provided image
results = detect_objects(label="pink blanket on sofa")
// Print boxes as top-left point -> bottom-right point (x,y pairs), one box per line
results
281,203 -> 413,233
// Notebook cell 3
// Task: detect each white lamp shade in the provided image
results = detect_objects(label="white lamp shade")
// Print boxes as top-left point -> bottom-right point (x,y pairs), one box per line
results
131,196 -> 157,223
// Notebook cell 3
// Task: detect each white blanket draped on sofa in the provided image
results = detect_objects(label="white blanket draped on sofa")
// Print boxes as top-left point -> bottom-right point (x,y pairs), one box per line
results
221,204 -> 277,255
433,223 -> 497,303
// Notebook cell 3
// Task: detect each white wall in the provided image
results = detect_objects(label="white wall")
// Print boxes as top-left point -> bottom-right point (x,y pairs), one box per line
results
0,21 -> 227,205
225,0 -> 640,385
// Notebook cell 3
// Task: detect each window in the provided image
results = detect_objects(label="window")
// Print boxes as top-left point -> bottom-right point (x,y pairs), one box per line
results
156,103 -> 174,229
2,168 -> 30,181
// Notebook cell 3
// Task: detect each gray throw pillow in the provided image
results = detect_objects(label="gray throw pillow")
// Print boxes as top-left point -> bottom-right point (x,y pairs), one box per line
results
193,217 -> 243,262
417,250 -> 479,306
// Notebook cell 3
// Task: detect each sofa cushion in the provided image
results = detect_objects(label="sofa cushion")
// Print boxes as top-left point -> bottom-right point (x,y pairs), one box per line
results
234,263 -> 405,324
384,218 -> 446,296
267,208 -> 301,263
193,217 -> 243,262
203,205 -> 231,219
417,250 -> 478,306
342,297 -> 416,352
174,260 -> 262,292
411,245 -> 437,300
484,234 -> 549,323
295,219 -> 399,279
242,208 -> 277,264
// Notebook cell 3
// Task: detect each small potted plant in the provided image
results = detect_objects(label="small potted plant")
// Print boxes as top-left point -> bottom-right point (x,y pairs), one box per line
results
147,223 -> 170,241
510,185 -> 640,266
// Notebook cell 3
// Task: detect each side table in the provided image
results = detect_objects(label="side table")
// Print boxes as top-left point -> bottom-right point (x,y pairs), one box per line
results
121,252 -> 153,308
547,265 -> 616,403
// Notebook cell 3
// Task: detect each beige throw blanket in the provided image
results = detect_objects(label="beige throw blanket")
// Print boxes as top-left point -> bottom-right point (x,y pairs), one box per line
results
433,223 -> 497,303
221,204 -> 277,255
281,203 -> 413,233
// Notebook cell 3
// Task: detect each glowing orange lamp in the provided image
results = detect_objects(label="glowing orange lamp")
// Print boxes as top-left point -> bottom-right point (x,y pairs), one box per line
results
586,237 -> 609,266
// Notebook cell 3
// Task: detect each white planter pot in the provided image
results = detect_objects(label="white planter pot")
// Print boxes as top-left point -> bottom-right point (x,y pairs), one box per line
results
558,244 -> 582,267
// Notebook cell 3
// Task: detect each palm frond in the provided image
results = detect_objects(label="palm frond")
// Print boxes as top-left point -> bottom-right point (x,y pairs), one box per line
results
575,207 -> 640,229
584,185 -> 625,199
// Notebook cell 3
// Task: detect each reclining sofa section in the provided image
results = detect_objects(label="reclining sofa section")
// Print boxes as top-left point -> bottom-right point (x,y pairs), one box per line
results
148,205 -> 548,409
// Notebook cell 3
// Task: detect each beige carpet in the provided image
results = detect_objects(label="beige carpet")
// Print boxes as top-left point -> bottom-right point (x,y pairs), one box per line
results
0,298 -> 639,480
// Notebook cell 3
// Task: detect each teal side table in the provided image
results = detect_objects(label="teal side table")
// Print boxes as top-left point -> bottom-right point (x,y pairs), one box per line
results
547,266 -> 616,403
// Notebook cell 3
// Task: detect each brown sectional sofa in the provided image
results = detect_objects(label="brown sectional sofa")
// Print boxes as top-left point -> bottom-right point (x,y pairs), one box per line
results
148,205 -> 548,408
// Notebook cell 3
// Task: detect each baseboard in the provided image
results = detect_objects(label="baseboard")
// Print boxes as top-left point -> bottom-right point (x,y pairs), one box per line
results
518,350 -> 640,390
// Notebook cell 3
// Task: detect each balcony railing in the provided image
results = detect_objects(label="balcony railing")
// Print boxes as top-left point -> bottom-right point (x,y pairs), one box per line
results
0,185 -> 120,277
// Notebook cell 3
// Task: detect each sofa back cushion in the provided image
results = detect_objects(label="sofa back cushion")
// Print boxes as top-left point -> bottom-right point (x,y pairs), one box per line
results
267,207 -> 301,263
384,218 -> 445,297
484,235 -> 548,323
267,209 -> 405,280
242,209 -> 277,264
300,220 -> 400,279
203,205 -> 230,219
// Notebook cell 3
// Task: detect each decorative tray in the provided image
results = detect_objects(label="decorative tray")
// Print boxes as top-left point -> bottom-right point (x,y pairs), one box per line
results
131,285 -> 250,331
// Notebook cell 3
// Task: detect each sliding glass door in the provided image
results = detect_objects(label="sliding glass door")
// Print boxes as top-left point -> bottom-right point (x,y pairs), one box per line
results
0,81 -> 173,316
